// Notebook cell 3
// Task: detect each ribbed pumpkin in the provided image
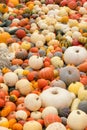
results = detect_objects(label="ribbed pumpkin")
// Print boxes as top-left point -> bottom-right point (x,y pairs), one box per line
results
0,32 -> 11,43
8,0 -> 19,6
44,114 -> 62,127
0,4 -> 8,13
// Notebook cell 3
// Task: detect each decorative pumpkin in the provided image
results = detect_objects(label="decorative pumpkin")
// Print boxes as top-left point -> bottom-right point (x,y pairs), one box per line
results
67,109 -> 87,130
0,127 -> 9,130
3,72 -> 18,87
40,87 -> 75,109
15,110 -> 28,121
63,46 -> 87,65
59,66 -> 80,86
0,106 -> 11,117
68,82 -> 84,95
8,0 -> 19,6
39,67 -> 54,80
50,79 -> 66,89
0,83 -> 8,93
71,98 -> 80,111
44,114 -> 62,127
77,60 -> 87,72
78,86 -> 87,100
12,123 -> 23,130
50,56 -> 64,68
30,111 -> 42,120
0,32 -> 11,43
29,55 -> 43,70
0,117 -> 9,128
45,122 -> 66,130
15,79 -> 33,95
77,100 -> 87,114
58,107 -> 71,118
0,4 -> 8,13
15,49 -> 28,60
23,120 -> 42,130
21,41 -> 31,50
30,32 -> 45,45
24,93 -> 42,111
42,106 -> 58,119
8,42 -> 20,53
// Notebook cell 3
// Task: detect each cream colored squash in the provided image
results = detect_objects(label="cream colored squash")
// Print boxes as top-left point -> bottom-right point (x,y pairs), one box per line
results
42,106 -> 58,119
40,87 -> 75,109
24,93 -> 42,111
29,55 -> 43,70
23,120 -> 42,130
3,72 -> 18,87
67,109 -> 87,130
46,122 -> 66,130
30,111 -> 42,120
15,110 -> 28,120
15,79 -> 33,95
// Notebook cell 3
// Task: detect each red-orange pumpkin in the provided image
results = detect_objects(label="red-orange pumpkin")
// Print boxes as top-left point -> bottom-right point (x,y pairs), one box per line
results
39,67 -> 54,80
44,114 -> 62,127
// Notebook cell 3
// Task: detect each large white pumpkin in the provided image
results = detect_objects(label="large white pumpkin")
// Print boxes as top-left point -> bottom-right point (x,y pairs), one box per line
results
40,87 -> 75,109
23,120 -> 42,130
29,55 -> 43,70
63,46 -> 87,65
3,72 -> 18,87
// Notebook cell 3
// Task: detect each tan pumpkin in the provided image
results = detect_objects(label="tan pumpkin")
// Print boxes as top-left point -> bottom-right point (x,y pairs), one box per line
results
15,79 -> 33,95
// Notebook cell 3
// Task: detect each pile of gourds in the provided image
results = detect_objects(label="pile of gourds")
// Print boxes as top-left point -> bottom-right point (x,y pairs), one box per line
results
0,0 -> 87,130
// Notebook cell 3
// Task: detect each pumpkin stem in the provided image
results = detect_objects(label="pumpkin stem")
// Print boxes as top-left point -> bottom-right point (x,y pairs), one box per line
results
52,90 -> 58,94
77,111 -> 80,115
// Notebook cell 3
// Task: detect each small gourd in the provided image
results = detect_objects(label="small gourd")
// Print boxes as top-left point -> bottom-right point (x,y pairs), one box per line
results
15,110 -> 28,121
78,86 -> 87,100
30,111 -> 42,120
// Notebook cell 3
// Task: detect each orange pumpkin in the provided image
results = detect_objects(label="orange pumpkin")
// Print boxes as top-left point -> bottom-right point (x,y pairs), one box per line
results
44,114 -> 62,127
37,78 -> 49,89
39,67 -> 54,80
77,60 -> 87,72
8,0 -> 19,6
8,118 -> 17,129
12,59 -> 23,65
12,123 -> 23,130
0,4 -> 8,13
0,106 -> 11,117
0,32 -> 11,43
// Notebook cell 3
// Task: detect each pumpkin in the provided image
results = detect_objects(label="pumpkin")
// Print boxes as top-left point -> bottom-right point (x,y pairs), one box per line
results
45,122 -> 66,130
40,87 -> 75,109
15,79 -> 33,95
15,110 -> 28,121
0,117 -> 9,128
0,32 -> 11,43
30,111 -> 42,120
59,66 -> 80,86
0,4 -> 8,13
8,42 -> 20,53
63,46 -> 87,66
71,98 -> 80,111
8,0 -> 19,6
78,86 -> 87,100
21,41 -> 31,50
41,106 -> 58,119
77,60 -> 87,72
0,83 -> 8,92
29,55 -> 44,70
0,127 -> 9,130
3,72 -> 18,87
12,123 -> 23,130
77,100 -> 87,114
8,118 -> 17,129
39,67 -> 54,80
67,109 -> 87,130
24,93 -> 42,111
23,120 -> 42,130
68,82 -> 84,95
44,114 -> 62,127
1,106 -> 11,117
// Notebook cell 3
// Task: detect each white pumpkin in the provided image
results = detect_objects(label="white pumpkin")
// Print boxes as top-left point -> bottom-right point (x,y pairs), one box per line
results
24,93 -> 42,111
29,55 -> 43,70
40,87 -> 75,109
63,46 -> 87,66
30,111 -> 42,120
42,106 -> 58,119
0,126 -> 9,130
15,79 -> 33,95
23,120 -> 42,130
67,109 -> 87,130
46,122 -> 66,130
15,110 -> 28,120
3,72 -> 18,87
